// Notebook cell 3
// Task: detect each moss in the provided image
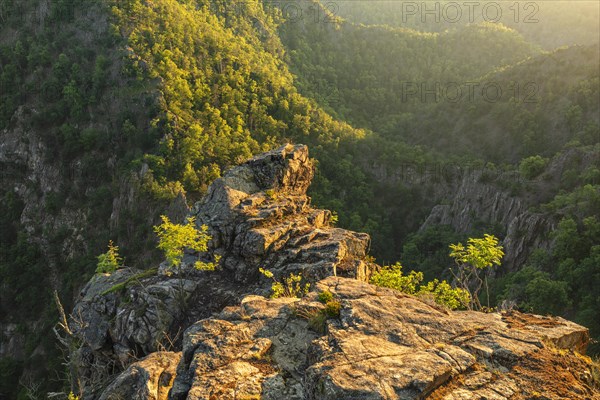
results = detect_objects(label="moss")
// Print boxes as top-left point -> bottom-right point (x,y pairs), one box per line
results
101,268 -> 157,295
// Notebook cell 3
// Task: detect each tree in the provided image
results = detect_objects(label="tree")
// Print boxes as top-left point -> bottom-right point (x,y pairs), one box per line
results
449,234 -> 504,310
519,155 -> 548,180
96,240 -> 123,274
153,215 -> 218,272
369,262 -> 470,310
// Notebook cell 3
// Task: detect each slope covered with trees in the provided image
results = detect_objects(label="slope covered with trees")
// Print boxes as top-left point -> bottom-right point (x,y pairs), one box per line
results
274,0 -> 600,354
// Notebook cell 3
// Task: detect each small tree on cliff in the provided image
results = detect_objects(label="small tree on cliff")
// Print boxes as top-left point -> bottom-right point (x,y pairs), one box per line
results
96,240 -> 123,274
153,215 -> 219,273
449,234 -> 504,311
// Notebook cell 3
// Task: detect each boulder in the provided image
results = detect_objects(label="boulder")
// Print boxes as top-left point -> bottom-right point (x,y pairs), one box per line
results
98,352 -> 180,400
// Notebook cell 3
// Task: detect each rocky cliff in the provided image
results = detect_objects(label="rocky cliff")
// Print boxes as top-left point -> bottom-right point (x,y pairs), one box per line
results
417,146 -> 599,272
69,145 -> 599,400
69,144 -> 371,398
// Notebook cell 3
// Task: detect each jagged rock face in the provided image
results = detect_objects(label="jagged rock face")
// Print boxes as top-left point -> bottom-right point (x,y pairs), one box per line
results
419,170 -> 557,272
418,147 -> 598,272
70,144 -> 371,398
193,143 -> 370,282
124,277 -> 596,400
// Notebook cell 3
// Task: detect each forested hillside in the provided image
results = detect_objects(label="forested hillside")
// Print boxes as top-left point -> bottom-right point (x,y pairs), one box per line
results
0,0 -> 598,397
334,0 -> 600,49
277,0 -> 599,353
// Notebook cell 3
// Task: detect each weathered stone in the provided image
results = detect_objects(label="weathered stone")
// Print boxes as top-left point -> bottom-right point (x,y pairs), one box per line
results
163,277 -> 596,400
70,144 -> 372,398
98,352 -> 180,400
170,296 -> 316,400
303,277 -> 595,400
190,144 -> 370,283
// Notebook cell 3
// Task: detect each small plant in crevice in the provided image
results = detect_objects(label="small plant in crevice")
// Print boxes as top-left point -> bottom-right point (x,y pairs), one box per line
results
259,268 -> 310,298
329,211 -> 339,225
295,290 -> 342,334
264,189 -> 277,200
323,299 -> 341,318
317,289 -> 334,303
101,268 -> 158,295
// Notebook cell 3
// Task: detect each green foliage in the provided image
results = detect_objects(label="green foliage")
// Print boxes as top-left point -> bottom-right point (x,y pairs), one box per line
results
259,268 -> 310,298
68,392 -> 80,400
153,215 -> 216,271
401,225 -> 464,281
265,189 -> 277,200
317,290 -> 334,304
449,234 -> 504,310
96,240 -> 123,274
519,155 -> 548,179
101,268 -> 158,295
370,263 -> 423,295
418,279 -> 470,311
307,310 -> 329,334
0,233 -> 49,319
369,262 -> 468,310
449,234 -> 504,270
329,211 -> 339,225
0,0 -> 597,395
498,267 -> 571,315
323,300 -> 341,318
297,298 -> 341,334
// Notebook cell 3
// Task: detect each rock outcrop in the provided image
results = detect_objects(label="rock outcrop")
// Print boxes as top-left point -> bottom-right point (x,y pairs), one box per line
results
70,145 -> 599,400
99,277 -> 597,400
70,144 -> 371,398
418,169 -> 557,272
191,143 -> 371,283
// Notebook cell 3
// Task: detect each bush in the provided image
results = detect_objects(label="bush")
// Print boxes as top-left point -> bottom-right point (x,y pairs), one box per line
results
96,240 -> 123,274
519,155 -> 548,180
154,216 -> 218,272
369,262 -> 468,310
317,290 -> 334,303
417,279 -> 470,310
259,268 -> 310,298
370,263 -> 423,295
324,299 -> 341,317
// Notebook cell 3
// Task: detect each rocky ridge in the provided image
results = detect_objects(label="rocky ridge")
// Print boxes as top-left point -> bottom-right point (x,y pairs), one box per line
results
70,145 -> 599,400
95,277 -> 598,400
70,144 -> 371,398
